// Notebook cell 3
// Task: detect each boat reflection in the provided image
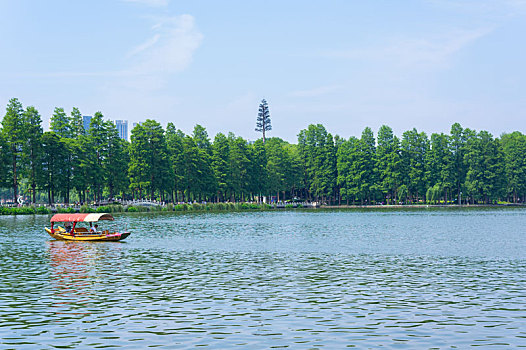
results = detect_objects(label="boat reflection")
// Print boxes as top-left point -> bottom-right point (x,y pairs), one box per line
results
47,240 -> 120,315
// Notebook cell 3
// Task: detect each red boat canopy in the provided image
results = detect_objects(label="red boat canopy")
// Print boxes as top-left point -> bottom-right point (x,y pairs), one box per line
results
50,213 -> 115,223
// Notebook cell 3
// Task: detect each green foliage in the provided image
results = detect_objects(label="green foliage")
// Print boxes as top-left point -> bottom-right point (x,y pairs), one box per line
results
50,107 -> 70,137
96,205 -> 110,213
376,125 -> 402,204
69,107 -> 85,137
298,124 -> 336,201
500,132 -> 526,203
56,207 -> 76,213
2,97 -> 526,206
401,128 -> 429,202
211,133 -> 230,200
174,204 -> 188,211
0,206 -> 36,215
80,204 -> 95,213
464,131 -> 506,203
166,123 -> 185,201
255,99 -> 272,142
36,206 -> 51,214
2,98 -> 26,201
129,120 -> 171,200
0,125 -> 11,189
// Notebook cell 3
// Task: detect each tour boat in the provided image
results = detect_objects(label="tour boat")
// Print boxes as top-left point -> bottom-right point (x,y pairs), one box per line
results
45,213 -> 131,241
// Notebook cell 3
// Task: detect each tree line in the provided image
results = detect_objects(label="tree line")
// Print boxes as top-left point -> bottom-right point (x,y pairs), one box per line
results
1,97 -> 525,206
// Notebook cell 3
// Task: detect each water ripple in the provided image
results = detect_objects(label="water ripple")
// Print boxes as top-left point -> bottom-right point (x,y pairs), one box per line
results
0,209 -> 525,348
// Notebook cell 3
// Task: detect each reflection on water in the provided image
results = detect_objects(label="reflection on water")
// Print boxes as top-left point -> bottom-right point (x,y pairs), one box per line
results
47,241 -> 119,315
0,209 -> 525,348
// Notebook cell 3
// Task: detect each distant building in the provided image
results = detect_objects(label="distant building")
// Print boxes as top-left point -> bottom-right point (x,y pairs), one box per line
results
114,120 -> 128,141
83,115 -> 92,131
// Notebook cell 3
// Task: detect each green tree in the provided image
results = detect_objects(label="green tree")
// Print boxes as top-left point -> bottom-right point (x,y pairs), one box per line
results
425,133 -> 454,203
298,124 -> 336,202
449,123 -> 475,204
166,123 -> 185,202
227,133 -> 251,201
87,112 -> 108,201
255,99 -> 272,143
401,128 -> 429,203
376,125 -> 403,204
249,139 -> 268,201
265,138 -> 291,201
358,127 -> 377,204
2,98 -> 26,202
105,122 -> 130,199
337,136 -> 359,204
192,125 -> 216,200
192,124 -> 212,151
500,132 -> 526,203
211,132 -> 230,201
0,130 -> 10,189
284,143 -> 303,200
22,106 -> 44,204
70,107 -> 85,137
41,132 -> 67,205
69,137 -> 90,203
180,136 -> 202,201
464,131 -> 506,203
128,120 -> 170,200
50,107 -> 70,137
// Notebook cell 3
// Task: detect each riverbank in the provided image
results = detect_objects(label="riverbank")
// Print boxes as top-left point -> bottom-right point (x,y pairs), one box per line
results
1,202 -> 525,215
323,203 -> 526,209
0,202 -> 274,216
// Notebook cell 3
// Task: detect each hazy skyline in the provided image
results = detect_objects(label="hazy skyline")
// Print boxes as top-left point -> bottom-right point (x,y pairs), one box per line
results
1,0 -> 526,142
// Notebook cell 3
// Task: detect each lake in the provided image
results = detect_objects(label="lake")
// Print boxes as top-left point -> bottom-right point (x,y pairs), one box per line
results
1,208 -> 525,349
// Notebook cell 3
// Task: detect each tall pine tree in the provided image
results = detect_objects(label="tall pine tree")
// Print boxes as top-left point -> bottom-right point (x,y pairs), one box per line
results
255,99 -> 272,143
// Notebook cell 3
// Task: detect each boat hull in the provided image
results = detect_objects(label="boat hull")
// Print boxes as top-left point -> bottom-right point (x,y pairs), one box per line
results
45,228 -> 131,241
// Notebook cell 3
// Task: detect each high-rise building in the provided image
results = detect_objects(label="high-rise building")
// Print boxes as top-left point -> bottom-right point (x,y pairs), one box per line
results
115,120 -> 128,141
83,115 -> 92,131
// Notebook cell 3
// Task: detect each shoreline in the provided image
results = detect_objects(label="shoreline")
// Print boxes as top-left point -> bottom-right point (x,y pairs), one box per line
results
321,203 -> 526,209
1,202 -> 525,216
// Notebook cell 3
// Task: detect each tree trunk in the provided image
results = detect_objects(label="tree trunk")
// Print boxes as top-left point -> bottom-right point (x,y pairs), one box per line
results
12,152 -> 18,204
32,182 -> 36,205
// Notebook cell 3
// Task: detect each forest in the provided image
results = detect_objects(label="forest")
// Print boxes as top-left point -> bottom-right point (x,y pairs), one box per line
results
1,97 -> 526,206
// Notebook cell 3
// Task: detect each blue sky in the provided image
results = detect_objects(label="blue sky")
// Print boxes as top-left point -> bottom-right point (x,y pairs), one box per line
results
1,0 -> 526,142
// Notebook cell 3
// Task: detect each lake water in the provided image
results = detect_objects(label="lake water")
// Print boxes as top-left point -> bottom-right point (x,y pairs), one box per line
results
0,208 -> 525,349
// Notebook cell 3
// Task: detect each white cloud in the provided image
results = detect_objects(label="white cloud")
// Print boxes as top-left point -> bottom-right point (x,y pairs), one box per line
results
121,0 -> 169,7
323,28 -> 493,68
127,15 -> 203,76
127,34 -> 161,58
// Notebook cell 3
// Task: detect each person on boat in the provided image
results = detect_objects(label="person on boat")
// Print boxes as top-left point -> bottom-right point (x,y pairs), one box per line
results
65,223 -> 72,233
90,224 -> 98,233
